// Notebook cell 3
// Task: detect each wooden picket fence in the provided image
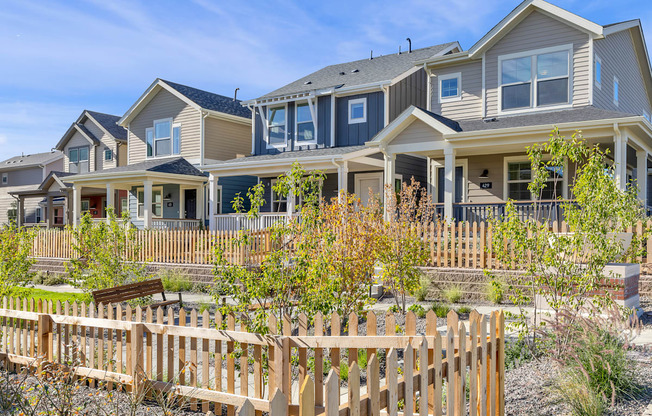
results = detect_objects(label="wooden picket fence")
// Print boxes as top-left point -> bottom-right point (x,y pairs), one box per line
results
0,297 -> 505,416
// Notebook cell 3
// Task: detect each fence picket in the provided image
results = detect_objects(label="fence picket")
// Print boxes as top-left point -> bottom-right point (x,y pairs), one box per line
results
404,343 -> 414,416
348,363 -> 360,416
313,312 -> 324,407
387,348 -> 398,416
299,376 -> 315,416
419,338 -> 428,416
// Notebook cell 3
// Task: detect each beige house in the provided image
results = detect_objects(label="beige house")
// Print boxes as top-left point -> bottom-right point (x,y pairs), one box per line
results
367,0 -> 652,221
65,79 -> 254,229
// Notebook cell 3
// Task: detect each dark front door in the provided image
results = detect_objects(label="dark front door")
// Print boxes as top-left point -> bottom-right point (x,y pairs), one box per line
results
437,166 -> 464,203
184,189 -> 197,219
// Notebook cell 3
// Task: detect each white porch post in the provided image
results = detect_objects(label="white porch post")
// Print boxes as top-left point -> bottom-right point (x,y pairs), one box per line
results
46,196 -> 54,228
444,148 -> 456,221
427,157 -> 436,203
197,184 -> 204,221
337,161 -> 349,202
286,187 -> 296,219
208,174 -> 217,230
614,134 -> 628,191
143,180 -> 153,229
383,152 -> 396,219
72,185 -> 82,225
106,183 -> 114,222
636,149 -> 648,203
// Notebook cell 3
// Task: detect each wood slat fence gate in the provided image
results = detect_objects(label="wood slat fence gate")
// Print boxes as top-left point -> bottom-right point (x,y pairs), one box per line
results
0,298 -> 505,416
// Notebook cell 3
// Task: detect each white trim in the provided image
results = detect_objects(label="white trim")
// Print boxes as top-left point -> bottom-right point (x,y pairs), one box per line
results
497,44 -> 573,115
294,99 -> 318,146
348,98 -> 367,124
136,186 -> 163,219
588,36 -> 594,105
594,52 -> 602,90
503,155 -> 567,200
481,53 -> 486,118
431,159 -> 468,203
265,104 -> 288,149
613,76 -> 620,107
367,105 -> 458,147
603,20 -> 640,36
438,72 -> 462,103
354,172 -> 384,202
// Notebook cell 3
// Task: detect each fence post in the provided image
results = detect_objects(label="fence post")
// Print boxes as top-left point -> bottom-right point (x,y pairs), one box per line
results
37,314 -> 53,374
130,322 -> 145,397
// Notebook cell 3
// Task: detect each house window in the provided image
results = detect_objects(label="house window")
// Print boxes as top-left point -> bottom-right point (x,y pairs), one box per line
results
214,185 -> 222,215
137,187 -> 163,218
613,76 -> 619,106
81,199 -> 90,213
120,198 -> 128,215
69,146 -> 89,173
439,73 -> 462,102
267,106 -> 287,147
295,102 -> 316,144
35,207 -> 42,223
595,54 -> 602,89
348,98 -> 367,124
270,179 -> 287,212
7,208 -> 17,223
147,119 -> 180,157
1,173 -> 7,185
500,46 -> 570,111
104,148 -> 113,161
506,161 -> 563,200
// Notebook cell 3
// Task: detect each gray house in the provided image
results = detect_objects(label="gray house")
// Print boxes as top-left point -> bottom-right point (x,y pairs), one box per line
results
0,151 -> 64,225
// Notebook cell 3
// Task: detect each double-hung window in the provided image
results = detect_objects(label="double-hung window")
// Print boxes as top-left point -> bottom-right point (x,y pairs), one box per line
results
500,46 -> 571,111
506,160 -> 563,200
69,146 -> 89,173
147,119 -> 180,157
439,73 -> 462,102
137,187 -> 163,218
214,186 -> 222,215
104,148 -> 113,161
295,102 -> 316,144
267,106 -> 287,147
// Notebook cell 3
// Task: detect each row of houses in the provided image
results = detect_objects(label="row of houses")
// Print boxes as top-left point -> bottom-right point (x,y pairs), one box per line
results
2,0 -> 652,231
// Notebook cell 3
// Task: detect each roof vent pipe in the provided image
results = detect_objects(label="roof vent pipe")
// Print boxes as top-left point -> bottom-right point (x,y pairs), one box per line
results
233,87 -> 240,101
370,50 -> 373,60
398,45 -> 401,55
406,37 -> 412,53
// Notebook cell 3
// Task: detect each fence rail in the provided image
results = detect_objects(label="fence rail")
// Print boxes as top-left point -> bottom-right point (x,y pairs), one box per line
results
0,298 -> 505,416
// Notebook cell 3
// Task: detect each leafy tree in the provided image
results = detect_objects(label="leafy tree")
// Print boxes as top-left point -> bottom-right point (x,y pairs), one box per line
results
0,223 -> 36,296
66,209 -> 148,293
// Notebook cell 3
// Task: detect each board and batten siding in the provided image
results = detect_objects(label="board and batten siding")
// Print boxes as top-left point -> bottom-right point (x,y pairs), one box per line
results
62,132 -> 95,173
253,96 -> 332,155
396,154 -> 427,186
128,88 -> 201,164
485,10 -> 591,117
204,116 -> 252,161
336,91 -> 384,146
389,68 -> 428,121
593,30 -> 652,116
430,61 -> 483,120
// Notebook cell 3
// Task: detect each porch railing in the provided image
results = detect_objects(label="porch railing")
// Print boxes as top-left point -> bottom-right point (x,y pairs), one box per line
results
212,212 -> 297,231
151,218 -> 202,230
436,200 -> 573,223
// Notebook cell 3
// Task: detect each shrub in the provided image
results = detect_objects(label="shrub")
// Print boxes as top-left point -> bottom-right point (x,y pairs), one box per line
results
407,303 -> 426,318
0,224 -> 36,296
550,369 -> 606,416
388,304 -> 401,314
32,271 -> 67,286
456,306 -> 471,314
504,339 -> 535,370
485,275 -> 505,304
160,270 -> 193,293
412,276 -> 430,302
431,302 -> 450,318
442,285 -> 462,303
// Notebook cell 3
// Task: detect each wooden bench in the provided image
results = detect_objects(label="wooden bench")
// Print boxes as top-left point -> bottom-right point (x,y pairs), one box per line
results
92,278 -> 182,309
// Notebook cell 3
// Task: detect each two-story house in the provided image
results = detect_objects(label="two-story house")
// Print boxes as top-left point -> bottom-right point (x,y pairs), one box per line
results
365,0 -> 652,221
202,42 -> 461,230
0,151 -> 63,226
64,79 -> 255,229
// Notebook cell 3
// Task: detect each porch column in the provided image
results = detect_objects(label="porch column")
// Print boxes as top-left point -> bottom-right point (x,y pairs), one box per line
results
17,197 -> 24,226
197,184 -> 204,221
208,173 -> 217,230
444,148 -> 456,221
614,134 -> 628,191
106,183 -> 114,222
427,157 -> 436,203
636,149 -> 648,203
143,180 -> 153,229
72,185 -> 82,226
383,152 -> 396,219
337,161 -> 348,201
286,187 -> 296,219
46,196 -> 54,228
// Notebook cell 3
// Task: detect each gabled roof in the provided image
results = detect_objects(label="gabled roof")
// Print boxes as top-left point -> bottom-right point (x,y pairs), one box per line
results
0,150 -> 63,172
255,42 -> 460,101
85,111 -> 127,141
66,157 -> 207,181
367,106 -> 461,147
38,171 -> 75,191
55,109 -> 126,150
118,79 -> 251,126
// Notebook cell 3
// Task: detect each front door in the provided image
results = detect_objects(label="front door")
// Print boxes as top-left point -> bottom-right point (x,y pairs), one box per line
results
437,166 -> 464,203
184,189 -> 197,219
355,173 -> 383,206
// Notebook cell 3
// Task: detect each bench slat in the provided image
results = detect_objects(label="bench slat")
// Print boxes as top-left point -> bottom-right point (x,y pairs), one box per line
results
92,278 -> 175,306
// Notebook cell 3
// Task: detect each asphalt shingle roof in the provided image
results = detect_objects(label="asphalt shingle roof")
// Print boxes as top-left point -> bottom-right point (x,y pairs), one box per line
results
69,157 -> 207,178
161,80 -> 252,119
258,42 -> 458,99
0,151 -> 63,171
75,124 -> 100,144
86,111 -> 127,141
213,145 -> 369,165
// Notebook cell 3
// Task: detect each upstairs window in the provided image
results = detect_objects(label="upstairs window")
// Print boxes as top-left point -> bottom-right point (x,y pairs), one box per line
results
439,72 -> 462,102
296,102 -> 316,144
104,148 -> 113,161
348,98 -> 367,124
267,106 -> 287,147
613,76 -> 619,106
147,119 -> 180,157
500,46 -> 571,111
69,146 -> 89,173
595,54 -> 602,89
1,173 -> 7,185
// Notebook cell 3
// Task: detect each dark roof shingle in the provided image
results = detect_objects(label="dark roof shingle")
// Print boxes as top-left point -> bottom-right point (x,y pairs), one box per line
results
161,80 -> 251,119
68,157 -> 207,178
212,145 -> 369,165
0,151 -> 63,171
86,111 -> 127,141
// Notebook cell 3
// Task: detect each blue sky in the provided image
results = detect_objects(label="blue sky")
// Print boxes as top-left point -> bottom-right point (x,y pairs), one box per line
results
0,0 -> 650,161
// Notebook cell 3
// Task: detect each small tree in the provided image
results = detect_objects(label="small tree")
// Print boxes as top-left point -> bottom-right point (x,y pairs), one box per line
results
67,209 -> 148,292
0,223 -> 36,296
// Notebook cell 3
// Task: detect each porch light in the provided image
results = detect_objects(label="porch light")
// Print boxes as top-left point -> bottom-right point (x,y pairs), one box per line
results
164,193 -> 172,200
479,169 -> 489,178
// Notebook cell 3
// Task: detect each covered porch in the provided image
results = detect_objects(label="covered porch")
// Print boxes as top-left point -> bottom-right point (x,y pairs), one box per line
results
368,106 -> 652,221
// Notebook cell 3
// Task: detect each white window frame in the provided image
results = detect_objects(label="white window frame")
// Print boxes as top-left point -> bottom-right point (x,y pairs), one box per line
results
104,148 -> 113,161
270,179 -> 287,212
266,104 -> 288,149
348,98 -> 367,124
1,173 -> 7,185
503,155 -> 568,201
214,185 -> 223,215
81,199 -> 90,213
136,186 -> 164,219
147,118 -> 174,158
594,54 -> 602,89
497,44 -> 573,115
431,159 -> 469,203
68,145 -> 90,173
294,100 -> 318,146
613,76 -> 619,107
35,207 -> 42,223
438,72 -> 462,103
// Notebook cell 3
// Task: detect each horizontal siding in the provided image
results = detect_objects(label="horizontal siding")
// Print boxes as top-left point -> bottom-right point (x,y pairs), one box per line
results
204,117 -> 252,161
84,118 -> 118,171
392,119 -> 445,146
336,91 -> 384,146
389,69 -> 427,121
62,132 -> 94,173
0,185 -> 41,225
594,30 -> 652,115
485,10 -> 590,117
43,158 -> 63,177
129,88 -> 201,164
0,167 -> 42,187
430,61 -> 483,120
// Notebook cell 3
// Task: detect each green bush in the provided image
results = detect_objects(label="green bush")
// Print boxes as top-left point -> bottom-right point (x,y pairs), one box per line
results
442,285 -> 462,303
412,276 -> 430,302
550,369 -> 606,416
387,304 -> 401,314
160,270 -> 194,293
32,272 -> 67,286
504,339 -> 534,370
431,302 -> 450,318
456,306 -> 471,314
485,276 -> 505,304
407,304 -> 426,318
